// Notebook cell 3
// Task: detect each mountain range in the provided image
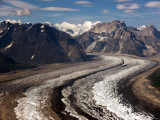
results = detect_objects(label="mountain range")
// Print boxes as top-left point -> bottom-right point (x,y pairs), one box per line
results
0,21 -> 86,65
76,20 -> 160,57
0,19 -> 160,67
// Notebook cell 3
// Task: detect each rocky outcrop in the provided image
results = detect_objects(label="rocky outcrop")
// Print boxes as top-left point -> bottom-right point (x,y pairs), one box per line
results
0,21 -> 12,33
76,20 -> 160,57
0,22 -> 86,64
90,20 -> 127,33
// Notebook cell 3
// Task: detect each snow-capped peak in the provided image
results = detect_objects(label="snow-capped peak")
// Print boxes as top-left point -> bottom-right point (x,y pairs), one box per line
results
25,22 -> 31,24
54,21 -> 101,37
44,22 -> 52,27
137,25 -> 146,31
2,19 -> 21,24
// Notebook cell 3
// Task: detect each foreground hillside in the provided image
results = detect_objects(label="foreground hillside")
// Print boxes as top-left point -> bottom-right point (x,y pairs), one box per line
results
0,53 -> 35,73
149,68 -> 160,87
0,21 -> 86,64
76,20 -> 160,57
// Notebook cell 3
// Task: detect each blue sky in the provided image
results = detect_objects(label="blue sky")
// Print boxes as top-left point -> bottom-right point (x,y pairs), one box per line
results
0,0 -> 160,29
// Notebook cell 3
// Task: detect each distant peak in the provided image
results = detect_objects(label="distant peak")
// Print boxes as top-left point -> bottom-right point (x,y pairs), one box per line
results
44,22 -> 52,27
112,20 -> 122,23
103,20 -> 126,27
147,25 -> 156,29
144,25 -> 158,31
137,25 -> 146,30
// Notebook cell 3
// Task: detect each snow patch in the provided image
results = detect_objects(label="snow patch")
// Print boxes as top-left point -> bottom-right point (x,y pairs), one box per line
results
41,30 -> 45,32
26,26 -> 32,31
41,25 -> 45,32
97,36 -> 107,41
120,36 -> 123,39
3,41 -> 14,51
137,25 -> 146,31
86,42 -> 97,51
31,55 -> 35,60
41,25 -> 45,29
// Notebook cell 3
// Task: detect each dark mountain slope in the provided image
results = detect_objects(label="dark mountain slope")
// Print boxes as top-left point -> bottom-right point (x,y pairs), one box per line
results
0,22 -> 86,64
0,52 -> 35,73
76,20 -> 160,57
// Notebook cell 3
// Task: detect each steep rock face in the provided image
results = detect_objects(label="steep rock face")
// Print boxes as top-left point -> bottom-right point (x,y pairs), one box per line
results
127,26 -> 139,31
136,25 -> 160,56
76,20 -> 160,57
90,20 -> 127,33
0,22 -> 86,64
138,25 -> 160,38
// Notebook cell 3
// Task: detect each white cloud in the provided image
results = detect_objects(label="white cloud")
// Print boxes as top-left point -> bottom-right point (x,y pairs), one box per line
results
102,10 -> 109,13
9,9 -> 31,16
83,5 -> 93,7
124,10 -> 134,13
117,3 -> 140,10
5,19 -> 21,24
115,0 -> 132,2
0,5 -> 32,16
145,1 -> 160,8
41,7 -> 79,11
54,21 -> 100,36
2,0 -> 38,9
75,1 -> 93,4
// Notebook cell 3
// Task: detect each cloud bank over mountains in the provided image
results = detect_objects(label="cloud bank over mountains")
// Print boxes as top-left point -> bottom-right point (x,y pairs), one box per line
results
54,21 -> 101,36
1,19 -> 21,24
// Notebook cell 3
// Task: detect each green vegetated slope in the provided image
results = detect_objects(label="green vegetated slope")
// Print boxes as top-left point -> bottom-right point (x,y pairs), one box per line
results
148,68 -> 160,87
0,53 -> 35,73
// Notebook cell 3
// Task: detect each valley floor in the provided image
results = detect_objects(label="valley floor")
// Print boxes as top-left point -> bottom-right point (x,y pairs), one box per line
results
0,54 -> 159,120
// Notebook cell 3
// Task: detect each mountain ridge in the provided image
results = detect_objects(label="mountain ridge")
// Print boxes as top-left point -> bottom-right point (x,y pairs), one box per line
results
0,21 -> 86,64
76,20 -> 160,57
